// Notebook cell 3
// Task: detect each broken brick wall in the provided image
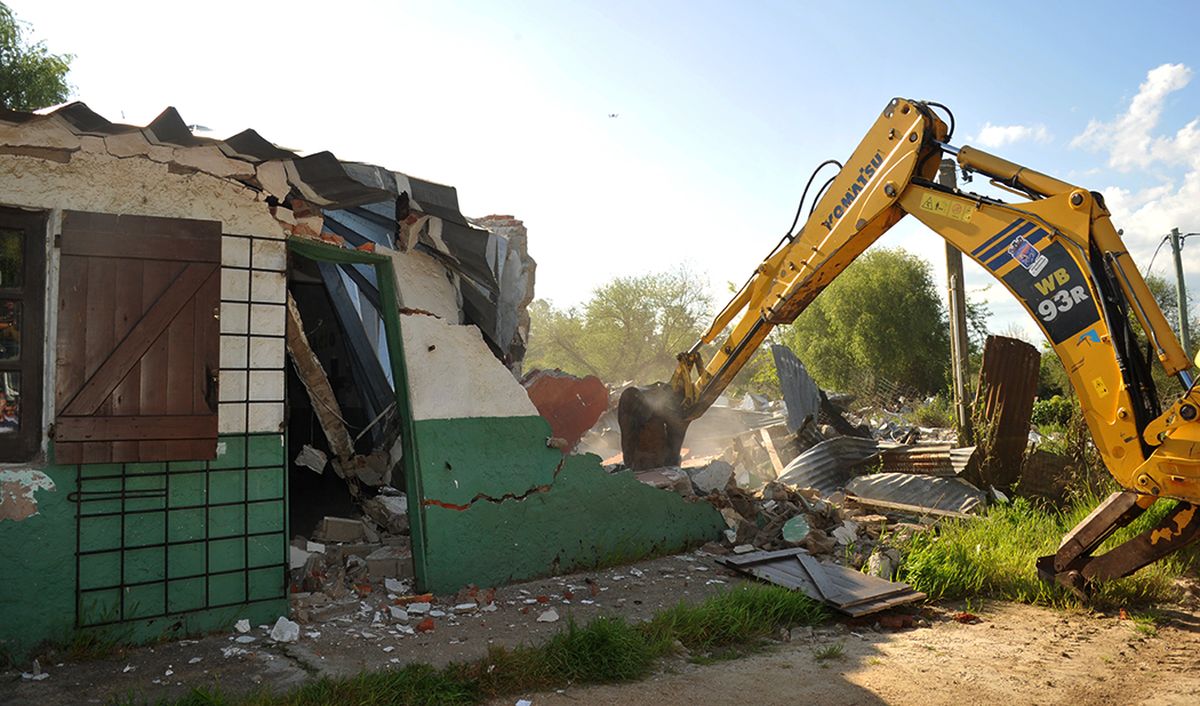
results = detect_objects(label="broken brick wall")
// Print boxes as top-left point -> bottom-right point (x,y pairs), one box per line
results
399,312 -> 724,593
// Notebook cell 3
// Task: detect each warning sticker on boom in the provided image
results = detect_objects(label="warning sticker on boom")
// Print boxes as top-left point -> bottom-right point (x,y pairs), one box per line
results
919,194 -> 974,222
1001,240 -> 1101,344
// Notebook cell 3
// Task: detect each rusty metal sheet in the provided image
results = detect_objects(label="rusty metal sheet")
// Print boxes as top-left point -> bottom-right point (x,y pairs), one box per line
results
875,443 -> 978,477
973,335 -> 1040,489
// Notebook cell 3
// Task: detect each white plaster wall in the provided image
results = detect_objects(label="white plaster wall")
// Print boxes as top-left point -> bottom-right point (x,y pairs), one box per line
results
0,151 -> 288,446
401,313 -> 537,421
386,247 -> 462,322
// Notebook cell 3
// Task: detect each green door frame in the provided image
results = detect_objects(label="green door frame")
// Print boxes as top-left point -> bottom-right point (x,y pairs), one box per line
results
286,237 -> 427,589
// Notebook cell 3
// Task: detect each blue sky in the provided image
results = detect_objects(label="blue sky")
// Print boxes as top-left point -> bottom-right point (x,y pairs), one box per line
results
12,0 -> 1200,341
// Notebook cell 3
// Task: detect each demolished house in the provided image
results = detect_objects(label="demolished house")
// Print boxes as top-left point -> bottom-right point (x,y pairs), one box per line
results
0,103 -> 724,660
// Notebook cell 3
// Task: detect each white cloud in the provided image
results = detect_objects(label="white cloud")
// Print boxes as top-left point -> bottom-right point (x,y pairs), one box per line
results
973,122 -> 1051,148
1072,63 -> 1200,323
1071,63 -> 1194,171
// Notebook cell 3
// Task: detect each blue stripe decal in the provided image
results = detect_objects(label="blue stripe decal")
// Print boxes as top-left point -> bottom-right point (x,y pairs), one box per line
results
978,220 -> 1037,263
986,228 -> 1050,272
971,218 -> 1025,256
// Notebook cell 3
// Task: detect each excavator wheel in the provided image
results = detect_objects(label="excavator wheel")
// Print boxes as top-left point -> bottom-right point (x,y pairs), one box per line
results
617,383 -> 690,470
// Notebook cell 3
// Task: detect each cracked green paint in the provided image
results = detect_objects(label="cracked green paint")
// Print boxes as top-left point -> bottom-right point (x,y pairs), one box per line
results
415,415 -> 725,593
414,416 -> 562,506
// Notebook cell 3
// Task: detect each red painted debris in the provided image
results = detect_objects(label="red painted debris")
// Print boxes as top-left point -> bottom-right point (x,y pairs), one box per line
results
536,595 -> 550,604
394,593 -> 434,606
952,611 -> 981,624
416,617 -> 435,633
522,369 -> 610,450
563,590 -> 574,601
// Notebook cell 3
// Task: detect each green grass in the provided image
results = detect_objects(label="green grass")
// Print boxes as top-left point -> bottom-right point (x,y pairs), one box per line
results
643,583 -> 826,651
123,585 -> 824,706
898,491 -> 1198,608
813,642 -> 845,661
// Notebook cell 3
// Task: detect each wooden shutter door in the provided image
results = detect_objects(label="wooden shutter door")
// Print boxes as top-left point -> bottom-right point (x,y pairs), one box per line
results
54,211 -> 221,464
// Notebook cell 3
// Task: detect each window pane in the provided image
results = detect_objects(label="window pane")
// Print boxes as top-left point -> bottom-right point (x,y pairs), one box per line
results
0,300 -> 20,361
0,229 -> 21,288
0,372 -> 18,433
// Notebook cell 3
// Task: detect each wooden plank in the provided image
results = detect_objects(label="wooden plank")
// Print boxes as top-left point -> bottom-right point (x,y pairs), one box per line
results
54,257 -> 89,413
82,257 -> 115,389
760,427 -> 785,476
845,494 -> 975,519
839,590 -> 927,618
110,257 -> 144,460
795,553 -> 839,602
138,261 -> 174,420
82,257 -> 115,462
166,292 -> 197,415
193,273 -> 219,414
53,441 -> 82,465
286,294 -> 355,459
59,263 -> 216,416
720,547 -> 811,567
55,415 -> 217,441
59,232 -> 220,263
62,211 -> 220,262
79,440 -> 112,465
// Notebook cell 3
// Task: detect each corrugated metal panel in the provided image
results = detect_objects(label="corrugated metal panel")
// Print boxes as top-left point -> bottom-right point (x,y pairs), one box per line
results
719,548 -> 925,617
776,437 -> 879,495
772,345 -> 821,434
845,472 -> 985,515
974,336 -> 1040,489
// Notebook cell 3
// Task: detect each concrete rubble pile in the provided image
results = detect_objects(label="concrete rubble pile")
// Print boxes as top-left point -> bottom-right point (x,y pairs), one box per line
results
598,337 -> 1051,579
287,487 -> 418,624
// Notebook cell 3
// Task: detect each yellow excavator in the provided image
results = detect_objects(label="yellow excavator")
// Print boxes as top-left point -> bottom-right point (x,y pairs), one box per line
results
618,98 -> 1200,596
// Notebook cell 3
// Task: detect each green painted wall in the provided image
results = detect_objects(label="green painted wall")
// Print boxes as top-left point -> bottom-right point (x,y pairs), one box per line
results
0,462 -> 77,662
414,415 -> 725,593
0,435 -> 288,662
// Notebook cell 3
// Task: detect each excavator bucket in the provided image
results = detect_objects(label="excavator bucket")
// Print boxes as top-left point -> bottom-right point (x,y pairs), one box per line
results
617,383 -> 691,470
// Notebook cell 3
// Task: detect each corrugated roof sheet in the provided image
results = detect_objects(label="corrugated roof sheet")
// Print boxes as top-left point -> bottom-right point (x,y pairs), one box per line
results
845,472 -> 984,515
776,437 -> 879,496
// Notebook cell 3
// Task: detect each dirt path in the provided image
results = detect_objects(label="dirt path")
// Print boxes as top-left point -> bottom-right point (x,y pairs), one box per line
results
506,601 -> 1200,706
6,548 -> 1199,705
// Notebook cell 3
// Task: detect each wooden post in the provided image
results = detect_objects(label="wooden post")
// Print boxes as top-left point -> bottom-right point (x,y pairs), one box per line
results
939,159 -> 973,443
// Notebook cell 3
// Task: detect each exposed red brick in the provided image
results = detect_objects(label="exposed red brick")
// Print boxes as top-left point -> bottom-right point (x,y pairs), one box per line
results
522,369 -> 609,450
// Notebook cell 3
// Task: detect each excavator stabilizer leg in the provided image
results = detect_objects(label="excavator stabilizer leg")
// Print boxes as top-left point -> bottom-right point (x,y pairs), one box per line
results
617,383 -> 690,470
1037,491 -> 1200,598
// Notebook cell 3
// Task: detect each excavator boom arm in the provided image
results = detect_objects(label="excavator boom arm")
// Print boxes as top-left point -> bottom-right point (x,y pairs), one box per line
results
618,97 -> 1200,593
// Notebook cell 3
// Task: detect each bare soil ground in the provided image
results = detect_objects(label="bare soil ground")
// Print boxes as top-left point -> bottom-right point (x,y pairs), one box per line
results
4,550 -> 1199,705
508,600 -> 1200,706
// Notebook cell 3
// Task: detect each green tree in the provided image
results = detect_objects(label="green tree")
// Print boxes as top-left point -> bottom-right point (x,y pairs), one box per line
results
525,267 -> 711,384
777,248 -> 951,395
0,2 -> 72,110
